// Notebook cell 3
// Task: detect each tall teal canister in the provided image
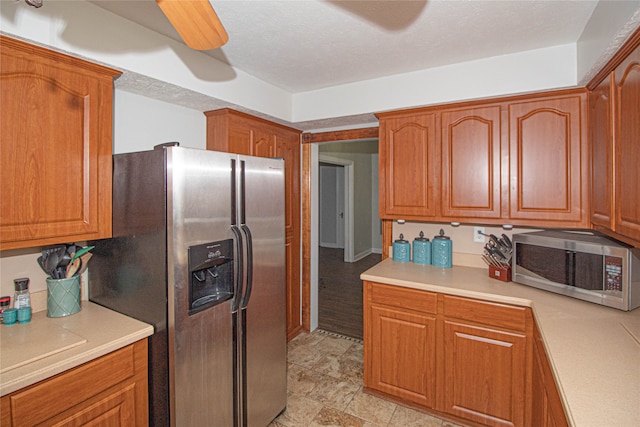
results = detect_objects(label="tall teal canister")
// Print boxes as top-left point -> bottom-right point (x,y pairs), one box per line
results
412,231 -> 431,265
392,234 -> 411,262
431,228 -> 452,268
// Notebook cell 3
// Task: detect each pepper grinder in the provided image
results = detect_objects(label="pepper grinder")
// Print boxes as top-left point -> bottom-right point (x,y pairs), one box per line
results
412,231 -> 431,265
392,233 -> 411,262
431,229 -> 452,268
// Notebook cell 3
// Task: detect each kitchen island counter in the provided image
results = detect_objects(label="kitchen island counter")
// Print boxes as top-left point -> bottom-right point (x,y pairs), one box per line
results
0,301 -> 153,396
361,259 -> 640,427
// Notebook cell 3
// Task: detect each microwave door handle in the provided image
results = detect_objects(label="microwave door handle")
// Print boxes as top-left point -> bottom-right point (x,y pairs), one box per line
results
565,250 -> 576,287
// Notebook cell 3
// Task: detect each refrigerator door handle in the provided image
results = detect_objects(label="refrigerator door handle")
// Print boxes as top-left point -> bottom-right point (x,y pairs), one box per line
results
231,225 -> 244,313
240,225 -> 253,309
239,160 -> 247,225
231,159 -> 238,226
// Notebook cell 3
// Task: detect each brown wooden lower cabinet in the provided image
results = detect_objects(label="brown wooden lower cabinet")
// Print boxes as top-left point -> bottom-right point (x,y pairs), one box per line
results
368,304 -> 437,408
532,323 -> 569,427
441,320 -> 527,426
364,281 -> 569,427
1,340 -> 149,427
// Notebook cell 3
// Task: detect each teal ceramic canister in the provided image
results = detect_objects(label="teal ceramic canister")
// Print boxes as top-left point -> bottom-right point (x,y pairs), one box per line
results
431,228 -> 452,268
412,231 -> 431,265
392,234 -> 411,262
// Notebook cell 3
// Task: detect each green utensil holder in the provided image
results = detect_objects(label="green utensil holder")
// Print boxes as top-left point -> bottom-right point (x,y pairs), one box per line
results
47,276 -> 81,317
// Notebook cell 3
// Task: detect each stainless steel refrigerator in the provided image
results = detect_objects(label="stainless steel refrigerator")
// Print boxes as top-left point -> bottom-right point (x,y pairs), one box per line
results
89,145 -> 287,426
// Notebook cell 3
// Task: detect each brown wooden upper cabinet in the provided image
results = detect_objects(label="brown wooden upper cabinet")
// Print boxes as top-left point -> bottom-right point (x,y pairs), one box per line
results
590,34 -> 640,247
0,36 -> 121,250
204,108 -> 302,341
378,112 -> 437,218
441,105 -> 502,219
377,88 -> 589,228
590,74 -> 615,230
507,93 -> 587,224
613,43 -> 640,243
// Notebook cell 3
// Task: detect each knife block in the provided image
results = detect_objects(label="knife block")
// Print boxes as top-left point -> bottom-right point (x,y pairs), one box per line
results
489,265 -> 512,282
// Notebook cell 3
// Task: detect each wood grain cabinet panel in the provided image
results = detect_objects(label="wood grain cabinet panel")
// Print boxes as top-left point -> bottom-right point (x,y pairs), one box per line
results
0,340 -> 148,427
364,282 -> 533,427
532,323 -> 569,427
614,45 -> 640,242
376,89 -> 588,227
205,108 -> 302,340
441,321 -> 527,427
441,106 -> 502,219
378,113 -> 437,218
590,75 -> 615,229
507,94 -> 587,225
367,304 -> 437,407
0,36 -> 120,250
364,282 -> 437,408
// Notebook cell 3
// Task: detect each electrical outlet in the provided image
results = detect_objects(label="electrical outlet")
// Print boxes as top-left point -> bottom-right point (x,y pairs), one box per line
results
474,227 -> 485,243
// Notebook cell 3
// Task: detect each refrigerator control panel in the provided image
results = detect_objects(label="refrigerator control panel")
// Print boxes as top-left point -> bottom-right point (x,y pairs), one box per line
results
188,239 -> 234,315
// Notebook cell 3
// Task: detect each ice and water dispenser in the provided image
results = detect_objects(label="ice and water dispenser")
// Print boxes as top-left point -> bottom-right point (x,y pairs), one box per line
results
188,239 -> 234,315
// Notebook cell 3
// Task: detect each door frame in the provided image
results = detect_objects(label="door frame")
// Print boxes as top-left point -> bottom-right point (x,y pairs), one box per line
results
301,127 -> 380,333
319,154 -> 355,262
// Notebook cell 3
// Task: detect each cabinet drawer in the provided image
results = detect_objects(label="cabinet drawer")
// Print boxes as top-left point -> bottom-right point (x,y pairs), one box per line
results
6,345 -> 136,427
367,282 -> 437,314
442,295 -> 527,331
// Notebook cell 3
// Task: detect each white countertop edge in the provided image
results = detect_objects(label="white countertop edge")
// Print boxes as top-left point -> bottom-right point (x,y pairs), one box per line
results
361,272 -> 534,307
0,302 -> 154,397
0,327 -> 152,396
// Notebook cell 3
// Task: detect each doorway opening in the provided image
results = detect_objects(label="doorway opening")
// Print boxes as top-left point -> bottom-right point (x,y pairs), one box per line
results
316,140 -> 381,340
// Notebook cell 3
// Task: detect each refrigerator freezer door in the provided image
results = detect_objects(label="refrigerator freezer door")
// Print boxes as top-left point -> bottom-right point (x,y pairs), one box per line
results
238,155 -> 287,426
167,148 -> 237,426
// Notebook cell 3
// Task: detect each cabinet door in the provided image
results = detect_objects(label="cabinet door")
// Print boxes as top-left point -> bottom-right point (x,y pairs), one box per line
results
367,305 -> 436,407
441,106 -> 502,219
0,37 -> 118,250
442,321 -> 527,427
508,95 -> 586,225
46,386 -> 136,427
251,127 -> 276,157
532,324 -> 568,427
228,125 -> 253,155
276,133 -> 302,340
590,75 -> 615,229
614,46 -> 640,241
1,341 -> 148,427
379,113 -> 437,218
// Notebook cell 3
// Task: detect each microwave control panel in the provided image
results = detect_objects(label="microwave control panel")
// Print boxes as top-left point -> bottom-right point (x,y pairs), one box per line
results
604,256 -> 623,292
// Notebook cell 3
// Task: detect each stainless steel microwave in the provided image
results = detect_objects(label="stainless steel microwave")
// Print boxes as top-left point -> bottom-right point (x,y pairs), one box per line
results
512,230 -> 640,311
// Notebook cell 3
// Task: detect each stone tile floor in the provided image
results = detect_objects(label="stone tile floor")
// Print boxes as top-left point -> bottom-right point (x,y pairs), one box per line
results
270,330 -> 465,427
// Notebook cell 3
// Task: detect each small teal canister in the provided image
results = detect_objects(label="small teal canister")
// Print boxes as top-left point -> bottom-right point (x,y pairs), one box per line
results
431,228 -> 452,268
392,234 -> 411,262
412,231 -> 431,265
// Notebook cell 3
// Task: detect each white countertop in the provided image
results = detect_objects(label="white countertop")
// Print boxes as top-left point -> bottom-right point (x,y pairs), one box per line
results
361,259 -> 640,427
0,302 -> 153,396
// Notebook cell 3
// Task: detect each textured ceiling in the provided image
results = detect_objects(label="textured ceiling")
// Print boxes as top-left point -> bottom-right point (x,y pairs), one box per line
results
92,0 -> 600,93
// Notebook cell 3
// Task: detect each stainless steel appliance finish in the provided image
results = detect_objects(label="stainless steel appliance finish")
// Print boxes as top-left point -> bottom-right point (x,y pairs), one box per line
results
88,146 -> 286,426
512,230 -> 640,311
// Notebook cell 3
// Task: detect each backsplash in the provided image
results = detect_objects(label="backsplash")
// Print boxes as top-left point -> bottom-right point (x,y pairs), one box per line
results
391,221 -> 541,268
0,247 -> 88,312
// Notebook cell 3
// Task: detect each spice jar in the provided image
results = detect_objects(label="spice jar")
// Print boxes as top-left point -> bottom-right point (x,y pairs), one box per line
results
0,296 -> 11,324
13,278 -> 31,309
